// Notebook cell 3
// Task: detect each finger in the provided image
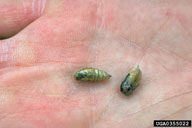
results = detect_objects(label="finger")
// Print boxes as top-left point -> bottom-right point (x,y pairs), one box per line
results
0,0 -> 47,39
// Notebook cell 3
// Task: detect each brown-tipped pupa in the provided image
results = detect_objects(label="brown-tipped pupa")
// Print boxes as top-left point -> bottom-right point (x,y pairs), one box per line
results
120,66 -> 142,96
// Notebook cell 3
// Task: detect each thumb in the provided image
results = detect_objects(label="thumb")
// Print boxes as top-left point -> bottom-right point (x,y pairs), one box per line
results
0,0 -> 47,39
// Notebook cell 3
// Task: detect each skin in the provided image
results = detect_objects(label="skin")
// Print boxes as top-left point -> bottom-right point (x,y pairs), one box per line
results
0,0 -> 192,128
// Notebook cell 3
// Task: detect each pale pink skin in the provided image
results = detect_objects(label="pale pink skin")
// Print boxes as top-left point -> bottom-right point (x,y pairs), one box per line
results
0,0 -> 192,128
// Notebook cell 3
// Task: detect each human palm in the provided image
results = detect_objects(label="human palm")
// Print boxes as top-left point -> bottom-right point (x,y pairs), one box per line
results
0,0 -> 192,128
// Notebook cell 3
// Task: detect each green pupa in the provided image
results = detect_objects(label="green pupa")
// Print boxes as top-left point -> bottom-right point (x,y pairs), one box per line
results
74,68 -> 111,82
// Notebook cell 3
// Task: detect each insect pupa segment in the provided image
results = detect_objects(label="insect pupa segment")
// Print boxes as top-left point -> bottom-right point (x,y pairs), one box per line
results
74,68 -> 111,82
120,66 -> 142,96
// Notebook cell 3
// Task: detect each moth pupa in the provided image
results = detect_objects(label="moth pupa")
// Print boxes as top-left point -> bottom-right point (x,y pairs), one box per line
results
120,65 -> 142,96
74,67 -> 111,82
